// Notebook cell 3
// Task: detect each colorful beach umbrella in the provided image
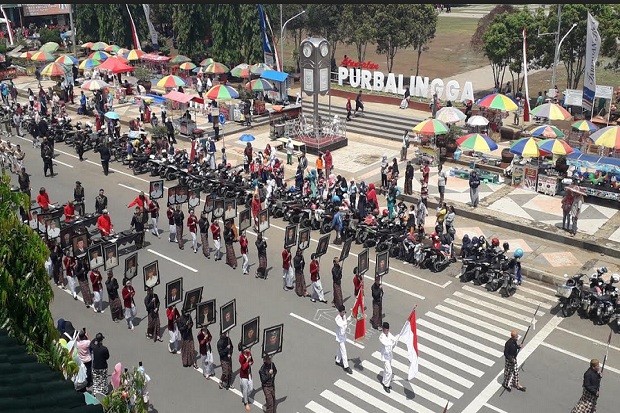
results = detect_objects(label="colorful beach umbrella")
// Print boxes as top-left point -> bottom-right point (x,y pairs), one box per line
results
88,51 -> 110,61
250,62 -> 273,75
179,62 -> 197,71
125,49 -> 145,61
412,118 -> 449,136
231,63 -> 251,78
80,42 -> 94,49
466,115 -> 490,127
104,44 -> 121,53
477,93 -> 518,112
78,58 -> 102,70
536,138 -> 575,155
90,41 -> 109,51
116,48 -> 129,56
245,78 -> 274,92
589,125 -> 620,149
39,41 -> 59,53
170,55 -> 191,64
435,106 -> 466,124
156,75 -> 186,88
509,137 -> 546,157
30,51 -> 56,62
55,54 -> 79,66
529,124 -> 565,138
200,58 -> 214,67
203,62 -> 230,75
40,62 -> 70,77
18,51 -> 34,59
456,133 -> 498,152
571,119 -> 598,132
81,79 -> 112,91
205,84 -> 239,100
530,102 -> 572,120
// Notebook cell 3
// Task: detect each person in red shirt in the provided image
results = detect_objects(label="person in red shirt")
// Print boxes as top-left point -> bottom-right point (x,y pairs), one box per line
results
187,208 -> 198,253
167,204 -> 176,243
366,183 -> 378,214
37,187 -> 51,211
122,280 -> 136,330
63,200 -> 76,222
353,267 -> 364,298
282,247 -> 294,291
128,191 -> 149,209
239,347 -> 254,410
97,209 -> 113,236
422,162 -> 430,185
210,220 -> 222,261
197,326 -> 214,379
310,253 -> 327,303
251,193 -> 261,229
166,305 -> 181,354
89,268 -> 104,313
239,230 -> 249,275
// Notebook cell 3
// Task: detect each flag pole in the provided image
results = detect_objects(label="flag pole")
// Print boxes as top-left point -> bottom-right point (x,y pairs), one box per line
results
520,303 -> 541,346
601,331 -> 612,376
441,400 -> 449,413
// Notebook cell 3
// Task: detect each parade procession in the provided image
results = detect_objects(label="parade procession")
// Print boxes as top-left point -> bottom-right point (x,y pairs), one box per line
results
0,3 -> 619,413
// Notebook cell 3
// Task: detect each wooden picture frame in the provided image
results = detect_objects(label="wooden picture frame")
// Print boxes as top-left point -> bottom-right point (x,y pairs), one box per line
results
103,243 -> 119,271
143,260 -> 160,291
257,208 -> 269,233
223,198 -> 237,221
357,248 -> 370,276
182,286 -> 203,314
375,250 -> 390,277
220,299 -> 237,334
238,208 -> 251,233
87,244 -> 105,270
262,324 -> 284,356
165,277 -> 183,308
196,299 -> 216,328
124,253 -> 139,280
315,233 -> 331,258
149,179 -> 164,200
240,316 -> 260,350
188,189 -> 201,209
284,224 -> 298,249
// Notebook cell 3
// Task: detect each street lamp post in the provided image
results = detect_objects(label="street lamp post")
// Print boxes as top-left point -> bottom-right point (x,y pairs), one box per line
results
551,22 -> 577,91
280,8 -> 306,72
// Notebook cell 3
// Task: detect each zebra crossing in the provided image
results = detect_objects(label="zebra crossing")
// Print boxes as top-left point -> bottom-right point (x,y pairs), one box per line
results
303,283 -> 556,413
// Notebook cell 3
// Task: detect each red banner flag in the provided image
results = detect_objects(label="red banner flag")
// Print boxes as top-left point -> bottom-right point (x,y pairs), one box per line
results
352,287 -> 366,341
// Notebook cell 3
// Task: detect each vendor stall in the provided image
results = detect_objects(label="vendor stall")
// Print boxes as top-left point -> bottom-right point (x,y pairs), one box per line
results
261,70 -> 290,105
567,152 -> 620,202
269,105 -> 302,139
163,90 -> 197,137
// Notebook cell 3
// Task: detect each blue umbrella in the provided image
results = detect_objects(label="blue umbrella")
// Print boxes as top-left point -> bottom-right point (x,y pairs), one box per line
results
239,134 -> 255,142
104,111 -> 119,120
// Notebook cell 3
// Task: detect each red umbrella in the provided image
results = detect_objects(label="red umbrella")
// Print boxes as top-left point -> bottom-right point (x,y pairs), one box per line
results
97,57 -> 135,74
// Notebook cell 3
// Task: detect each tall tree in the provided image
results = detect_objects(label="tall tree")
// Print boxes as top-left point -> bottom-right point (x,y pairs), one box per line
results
410,5 -> 438,79
74,4 -> 98,43
173,4 -> 210,62
374,5 -> 412,73
340,4 -> 378,63
237,4 -> 265,65
306,4 -> 345,65
470,4 -> 515,53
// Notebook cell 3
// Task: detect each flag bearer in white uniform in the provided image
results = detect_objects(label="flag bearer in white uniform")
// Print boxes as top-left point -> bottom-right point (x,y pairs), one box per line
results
380,321 -> 400,393
334,305 -> 353,374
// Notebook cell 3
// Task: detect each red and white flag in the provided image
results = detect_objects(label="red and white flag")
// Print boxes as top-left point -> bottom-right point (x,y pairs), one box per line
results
352,287 -> 366,341
399,309 -> 419,380
126,5 -> 142,51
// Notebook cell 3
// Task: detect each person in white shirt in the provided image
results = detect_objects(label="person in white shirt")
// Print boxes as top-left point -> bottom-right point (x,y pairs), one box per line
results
286,138 -> 294,165
89,249 -> 104,269
334,305 -> 353,374
379,322 -> 400,393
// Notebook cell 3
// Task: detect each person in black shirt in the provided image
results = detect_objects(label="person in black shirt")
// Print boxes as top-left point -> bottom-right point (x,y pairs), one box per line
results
255,232 -> 267,278
332,258 -> 343,309
41,138 -> 54,177
371,277 -> 384,330
502,330 -> 526,392
74,181 -> 85,216
95,189 -> 108,214
105,270 -> 123,322
18,167 -> 30,199
259,353 -> 278,413
217,331 -> 234,389
173,205 -> 184,250
50,241 -> 64,287
98,143 -> 111,176
89,333 -> 110,395
198,212 -> 211,259
144,288 -> 162,342
130,206 -> 145,249
223,220 -> 236,269
571,359 -> 602,412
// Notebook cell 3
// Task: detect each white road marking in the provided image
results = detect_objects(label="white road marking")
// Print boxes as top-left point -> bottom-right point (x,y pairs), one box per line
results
460,315 -> 564,413
424,311 -> 506,346
462,286 -> 546,315
417,319 -> 504,358
435,305 -> 511,337
556,327 -> 620,353
511,293 -> 553,309
540,342 -> 620,375
453,292 -> 533,323
417,342 -> 485,377
521,280 -> 557,294
484,403 -> 510,413
118,183 -> 140,192
146,249 -> 198,273
289,312 -> 365,349
334,379 -> 406,413
443,298 -> 528,331
414,329 -> 495,366
320,388 -> 370,413
53,158 -> 74,168
194,365 -> 265,409
306,400 -> 334,413
366,275 -> 425,299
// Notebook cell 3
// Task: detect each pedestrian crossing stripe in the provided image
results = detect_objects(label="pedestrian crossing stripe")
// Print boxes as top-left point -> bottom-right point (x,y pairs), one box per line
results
415,328 -> 495,366
423,312 -> 507,347
462,286 -> 547,315
444,298 -> 529,331
335,378 -> 407,413
435,304 -> 512,337
512,292 -> 553,309
320,389 -> 370,413
453,291 -> 534,323
417,320 -> 504,358
417,342 -> 485,377
306,400 -> 334,413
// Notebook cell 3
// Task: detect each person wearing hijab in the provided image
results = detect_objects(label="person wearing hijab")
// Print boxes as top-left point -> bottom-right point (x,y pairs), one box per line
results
357,181 -> 368,218
324,149 -> 333,175
366,183 -> 378,214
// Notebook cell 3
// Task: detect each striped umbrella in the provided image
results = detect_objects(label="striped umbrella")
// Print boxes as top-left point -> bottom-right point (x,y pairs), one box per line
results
39,41 -> 60,53
435,106 -> 466,124
116,48 -> 130,56
571,120 -> 598,132
245,78 -> 274,92
510,137 -> 546,157
156,75 -> 186,88
40,62 -> 70,77
81,79 -> 112,91
18,51 -> 34,59
179,62 -> 197,71
30,51 -> 56,62
530,102 -> 572,120
55,54 -> 79,66
78,58 -> 102,70
529,124 -> 565,138
250,62 -> 273,75
456,133 -> 498,152
104,44 -> 121,53
88,51 -> 110,61
90,41 -> 109,51
203,62 -> 230,75
589,125 -> 620,149
231,63 -> 251,78
205,85 -> 239,100
200,58 -> 214,67
170,55 -> 191,64
412,118 -> 449,136
476,93 -> 518,112
126,49 -> 145,61
536,138 -> 575,155
81,42 -> 94,49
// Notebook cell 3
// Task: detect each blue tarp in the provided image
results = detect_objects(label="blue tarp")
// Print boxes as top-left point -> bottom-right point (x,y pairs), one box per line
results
567,152 -> 620,174
261,70 -> 289,83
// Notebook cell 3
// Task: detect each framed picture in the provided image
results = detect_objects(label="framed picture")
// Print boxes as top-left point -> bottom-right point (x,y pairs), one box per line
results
188,189 -> 201,209
257,208 -> 269,233
340,238 -> 353,262
315,234 -> 331,258
143,260 -> 160,290
196,299 -> 216,328
262,324 -> 284,356
358,248 -> 370,276
241,316 -> 260,350
375,251 -> 390,277
87,244 -> 105,270
182,286 -> 203,314
165,277 -> 183,308
284,224 -> 298,249
60,225 -> 75,250
298,227 -> 311,251
124,253 -> 139,280
103,243 -> 119,271
176,186 -> 189,205
212,198 -> 225,220
29,206 -> 42,232
220,299 -> 237,334
224,198 -> 237,220
72,233 -> 89,259
167,186 -> 178,206
44,215 -> 61,241
203,193 -> 214,214
149,180 -> 164,200
238,208 -> 251,233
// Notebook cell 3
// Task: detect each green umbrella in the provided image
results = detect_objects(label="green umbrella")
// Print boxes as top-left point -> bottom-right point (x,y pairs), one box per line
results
170,55 -> 191,64
40,42 -> 59,53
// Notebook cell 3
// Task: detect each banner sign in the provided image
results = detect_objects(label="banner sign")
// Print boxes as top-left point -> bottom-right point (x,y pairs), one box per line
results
582,12 -> 601,112
22,4 -> 71,17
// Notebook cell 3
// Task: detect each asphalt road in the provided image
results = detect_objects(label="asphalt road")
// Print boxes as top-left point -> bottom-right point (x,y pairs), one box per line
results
7,131 -> 618,413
